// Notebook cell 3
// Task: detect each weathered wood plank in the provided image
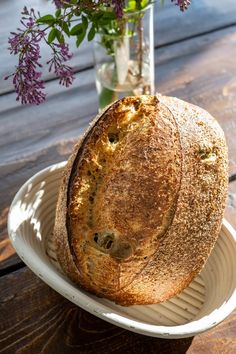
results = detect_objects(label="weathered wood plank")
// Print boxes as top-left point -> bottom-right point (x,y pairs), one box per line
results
2,26 -> 236,169
2,0 -> 236,94
2,26 -> 236,271
0,141 -> 75,273
1,2 -> 236,351
0,69 -> 96,165
0,267 -> 235,354
0,0 -> 93,95
156,28 -> 236,176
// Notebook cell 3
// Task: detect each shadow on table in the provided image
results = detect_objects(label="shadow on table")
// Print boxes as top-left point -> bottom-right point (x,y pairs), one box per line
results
0,252 -> 25,276
55,306 -> 194,354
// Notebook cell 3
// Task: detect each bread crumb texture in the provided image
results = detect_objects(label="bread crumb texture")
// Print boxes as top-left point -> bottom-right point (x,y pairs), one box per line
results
54,95 -> 228,305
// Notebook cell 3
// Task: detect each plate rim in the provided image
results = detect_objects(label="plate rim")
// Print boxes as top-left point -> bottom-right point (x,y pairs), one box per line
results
7,162 -> 236,339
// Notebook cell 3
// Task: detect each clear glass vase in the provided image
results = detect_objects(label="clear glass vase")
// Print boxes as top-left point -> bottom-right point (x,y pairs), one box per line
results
93,4 -> 154,110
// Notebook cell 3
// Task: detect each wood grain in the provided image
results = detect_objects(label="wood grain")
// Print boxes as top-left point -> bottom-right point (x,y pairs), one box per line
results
2,27 -> 236,168
156,27 -> 236,176
1,1 -> 236,352
2,25 -> 236,271
0,141 -> 75,273
1,267 -> 235,354
2,0 -> 236,94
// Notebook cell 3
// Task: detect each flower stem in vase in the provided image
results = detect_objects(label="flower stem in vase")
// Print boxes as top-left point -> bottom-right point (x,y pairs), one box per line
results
94,2 -> 154,110
137,15 -> 144,82
114,36 -> 130,86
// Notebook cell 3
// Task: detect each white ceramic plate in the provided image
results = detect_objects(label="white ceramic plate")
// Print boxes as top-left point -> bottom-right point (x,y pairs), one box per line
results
8,162 -> 236,338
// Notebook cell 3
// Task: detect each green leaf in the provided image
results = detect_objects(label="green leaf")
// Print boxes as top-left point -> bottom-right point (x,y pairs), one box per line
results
74,16 -> 88,47
62,21 -> 70,37
87,26 -> 96,41
63,2 -> 73,8
141,0 -> 149,8
82,15 -> 88,29
55,28 -> 65,44
70,23 -> 83,36
101,11 -> 116,20
48,28 -> 57,43
37,14 -> 55,25
92,11 -> 104,22
74,9 -> 81,16
38,14 -> 54,21
55,9 -> 61,18
76,30 -> 86,47
126,0 -> 136,11
68,13 -> 73,21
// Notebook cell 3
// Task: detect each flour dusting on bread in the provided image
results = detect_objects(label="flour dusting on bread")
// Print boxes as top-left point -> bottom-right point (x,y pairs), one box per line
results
54,95 -> 228,305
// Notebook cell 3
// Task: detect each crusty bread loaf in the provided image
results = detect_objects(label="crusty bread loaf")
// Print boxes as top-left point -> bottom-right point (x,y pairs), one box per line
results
54,94 -> 228,305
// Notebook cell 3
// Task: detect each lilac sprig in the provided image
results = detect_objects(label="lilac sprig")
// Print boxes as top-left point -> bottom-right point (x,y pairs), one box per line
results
172,0 -> 191,11
5,8 -> 47,104
5,6 -> 75,104
54,0 -> 64,8
6,1 -> 191,105
47,43 -> 75,87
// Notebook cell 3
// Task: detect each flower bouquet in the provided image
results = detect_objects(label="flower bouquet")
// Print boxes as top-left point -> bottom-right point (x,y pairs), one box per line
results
5,0 -> 190,106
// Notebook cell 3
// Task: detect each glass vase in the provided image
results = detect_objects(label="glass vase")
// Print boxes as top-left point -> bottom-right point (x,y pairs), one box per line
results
93,4 -> 154,110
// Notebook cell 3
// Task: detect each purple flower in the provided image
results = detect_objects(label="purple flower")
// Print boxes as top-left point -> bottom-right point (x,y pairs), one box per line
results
47,43 -> 75,87
12,69 -> 46,105
54,0 -> 63,8
5,13 -> 47,104
112,0 -> 124,18
57,43 -> 73,61
5,6 -> 75,105
55,65 -> 74,87
172,0 -> 191,11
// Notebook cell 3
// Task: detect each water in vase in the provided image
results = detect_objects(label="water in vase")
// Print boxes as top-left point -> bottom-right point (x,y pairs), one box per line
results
96,60 -> 153,110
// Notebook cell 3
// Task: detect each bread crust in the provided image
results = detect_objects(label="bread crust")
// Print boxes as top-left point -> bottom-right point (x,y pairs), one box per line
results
53,95 -> 228,305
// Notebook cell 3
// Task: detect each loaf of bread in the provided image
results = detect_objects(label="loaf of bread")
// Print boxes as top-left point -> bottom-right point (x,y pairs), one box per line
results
54,94 -> 228,305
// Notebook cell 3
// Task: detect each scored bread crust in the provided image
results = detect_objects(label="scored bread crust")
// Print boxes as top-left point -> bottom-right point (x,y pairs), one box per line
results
53,94 -> 228,305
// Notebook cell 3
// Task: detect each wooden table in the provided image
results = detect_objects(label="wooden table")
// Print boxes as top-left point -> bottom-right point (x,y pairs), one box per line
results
1,1 -> 236,353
